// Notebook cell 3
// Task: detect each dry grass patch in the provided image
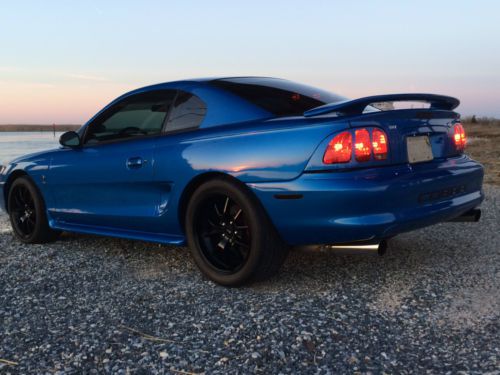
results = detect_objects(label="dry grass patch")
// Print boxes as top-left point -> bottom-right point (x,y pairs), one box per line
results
463,118 -> 500,186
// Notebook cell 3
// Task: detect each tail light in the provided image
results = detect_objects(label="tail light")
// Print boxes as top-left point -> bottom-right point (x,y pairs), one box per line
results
323,128 -> 389,164
323,131 -> 352,163
372,129 -> 388,160
453,123 -> 466,152
354,129 -> 371,162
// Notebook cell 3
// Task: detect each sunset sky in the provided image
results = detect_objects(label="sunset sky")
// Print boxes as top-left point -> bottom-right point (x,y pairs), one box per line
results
1,0 -> 499,124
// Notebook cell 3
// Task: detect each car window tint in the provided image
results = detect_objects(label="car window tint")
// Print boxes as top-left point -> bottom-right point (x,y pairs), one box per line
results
165,91 -> 206,132
210,78 -> 346,117
85,90 -> 175,144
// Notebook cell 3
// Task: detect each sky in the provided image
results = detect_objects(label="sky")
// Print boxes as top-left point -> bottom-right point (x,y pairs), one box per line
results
0,0 -> 499,124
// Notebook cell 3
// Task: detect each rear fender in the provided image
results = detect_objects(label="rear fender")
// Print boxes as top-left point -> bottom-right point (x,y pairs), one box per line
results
179,119 -> 350,182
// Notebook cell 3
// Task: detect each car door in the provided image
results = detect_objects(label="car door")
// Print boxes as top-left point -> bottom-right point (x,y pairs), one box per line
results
47,89 -> 177,233
150,90 -> 208,234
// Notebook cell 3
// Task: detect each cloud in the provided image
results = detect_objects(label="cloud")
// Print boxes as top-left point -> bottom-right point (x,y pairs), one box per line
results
0,66 -> 20,72
0,81 -> 55,89
63,73 -> 110,82
1,67 -> 109,83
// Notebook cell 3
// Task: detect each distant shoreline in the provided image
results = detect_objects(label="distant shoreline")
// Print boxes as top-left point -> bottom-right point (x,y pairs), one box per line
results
0,125 -> 81,132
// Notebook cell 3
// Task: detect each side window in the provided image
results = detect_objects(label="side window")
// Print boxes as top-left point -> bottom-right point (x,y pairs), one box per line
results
165,91 -> 206,132
84,90 -> 176,144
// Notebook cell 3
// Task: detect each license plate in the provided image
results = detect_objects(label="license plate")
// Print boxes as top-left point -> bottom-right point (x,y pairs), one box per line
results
407,135 -> 433,164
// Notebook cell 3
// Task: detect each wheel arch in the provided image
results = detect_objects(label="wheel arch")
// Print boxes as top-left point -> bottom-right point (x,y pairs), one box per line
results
178,172 -> 268,233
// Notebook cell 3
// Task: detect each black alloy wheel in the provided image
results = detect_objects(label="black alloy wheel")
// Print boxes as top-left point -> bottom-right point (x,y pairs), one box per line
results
185,178 -> 288,286
194,193 -> 251,273
8,176 -> 60,243
9,183 -> 37,239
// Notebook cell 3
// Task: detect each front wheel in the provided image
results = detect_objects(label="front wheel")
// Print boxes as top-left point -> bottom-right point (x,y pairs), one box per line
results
185,178 -> 288,286
8,176 -> 60,243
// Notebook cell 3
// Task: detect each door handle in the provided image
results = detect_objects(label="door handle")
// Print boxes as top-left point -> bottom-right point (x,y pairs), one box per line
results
126,157 -> 147,169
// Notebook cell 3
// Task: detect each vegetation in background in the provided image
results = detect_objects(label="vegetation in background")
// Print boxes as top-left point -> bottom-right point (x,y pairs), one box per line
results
0,124 -> 80,132
462,117 -> 500,186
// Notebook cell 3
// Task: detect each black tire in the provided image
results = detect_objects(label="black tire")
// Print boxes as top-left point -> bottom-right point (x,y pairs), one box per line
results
8,176 -> 60,244
185,178 -> 288,286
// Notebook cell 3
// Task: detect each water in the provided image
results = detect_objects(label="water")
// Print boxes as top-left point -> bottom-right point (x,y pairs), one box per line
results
0,131 -> 64,165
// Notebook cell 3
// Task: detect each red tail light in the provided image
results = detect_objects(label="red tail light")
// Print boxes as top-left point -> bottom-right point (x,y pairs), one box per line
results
453,123 -> 466,151
323,128 -> 389,164
372,129 -> 388,160
354,129 -> 371,162
323,131 -> 352,164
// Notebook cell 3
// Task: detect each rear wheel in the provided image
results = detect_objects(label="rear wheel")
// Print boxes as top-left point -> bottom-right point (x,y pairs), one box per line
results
8,176 -> 59,243
185,178 -> 288,286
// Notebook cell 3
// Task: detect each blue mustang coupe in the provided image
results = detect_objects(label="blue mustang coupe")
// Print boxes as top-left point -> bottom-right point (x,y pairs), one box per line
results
0,77 -> 484,285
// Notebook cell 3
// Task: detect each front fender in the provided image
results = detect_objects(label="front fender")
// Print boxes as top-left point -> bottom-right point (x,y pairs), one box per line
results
0,153 -> 53,213
0,164 -> 8,212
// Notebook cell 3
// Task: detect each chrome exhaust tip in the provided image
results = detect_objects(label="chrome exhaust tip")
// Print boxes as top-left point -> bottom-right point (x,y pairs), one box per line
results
447,208 -> 481,222
326,240 -> 387,256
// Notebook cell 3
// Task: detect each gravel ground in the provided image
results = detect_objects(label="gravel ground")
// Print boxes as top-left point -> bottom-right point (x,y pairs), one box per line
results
0,186 -> 499,374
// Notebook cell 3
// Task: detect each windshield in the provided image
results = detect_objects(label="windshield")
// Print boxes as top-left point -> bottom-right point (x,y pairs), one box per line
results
210,77 -> 347,117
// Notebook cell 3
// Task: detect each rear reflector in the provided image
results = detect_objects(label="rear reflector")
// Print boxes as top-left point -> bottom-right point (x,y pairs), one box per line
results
323,131 -> 352,164
372,129 -> 388,160
354,129 -> 371,162
453,123 -> 466,151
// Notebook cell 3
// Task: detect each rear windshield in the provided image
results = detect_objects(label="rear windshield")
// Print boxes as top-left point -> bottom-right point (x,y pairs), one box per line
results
210,77 -> 346,117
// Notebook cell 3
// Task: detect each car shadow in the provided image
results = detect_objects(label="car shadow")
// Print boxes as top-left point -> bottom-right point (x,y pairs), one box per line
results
52,224 -> 460,294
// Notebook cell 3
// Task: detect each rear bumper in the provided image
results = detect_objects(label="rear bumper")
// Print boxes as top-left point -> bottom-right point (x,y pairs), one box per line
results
249,156 -> 484,246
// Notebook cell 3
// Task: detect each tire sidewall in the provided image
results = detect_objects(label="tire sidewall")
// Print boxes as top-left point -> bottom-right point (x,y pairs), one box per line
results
186,179 -> 267,286
8,176 -> 48,243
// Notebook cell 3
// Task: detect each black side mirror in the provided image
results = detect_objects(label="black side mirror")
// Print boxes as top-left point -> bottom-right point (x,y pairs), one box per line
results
59,131 -> 81,148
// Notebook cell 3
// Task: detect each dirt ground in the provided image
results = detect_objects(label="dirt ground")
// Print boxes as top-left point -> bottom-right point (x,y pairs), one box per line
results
463,119 -> 500,186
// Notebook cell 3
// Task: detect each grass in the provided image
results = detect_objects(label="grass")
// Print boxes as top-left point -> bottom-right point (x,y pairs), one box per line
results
462,117 -> 500,186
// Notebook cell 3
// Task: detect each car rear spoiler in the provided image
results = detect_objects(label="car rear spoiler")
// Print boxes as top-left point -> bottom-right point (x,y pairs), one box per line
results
303,93 -> 460,117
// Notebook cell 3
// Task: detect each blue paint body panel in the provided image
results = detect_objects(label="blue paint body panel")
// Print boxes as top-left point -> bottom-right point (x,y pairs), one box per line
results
0,78 -> 484,247
250,156 -> 483,245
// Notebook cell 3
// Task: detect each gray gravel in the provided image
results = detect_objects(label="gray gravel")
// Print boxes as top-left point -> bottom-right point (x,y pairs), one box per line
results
0,186 -> 499,374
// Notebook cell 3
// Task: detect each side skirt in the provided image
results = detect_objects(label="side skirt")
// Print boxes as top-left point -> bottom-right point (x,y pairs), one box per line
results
49,220 -> 186,246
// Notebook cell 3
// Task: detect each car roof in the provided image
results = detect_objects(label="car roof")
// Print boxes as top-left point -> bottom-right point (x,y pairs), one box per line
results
83,77 -> 280,130
128,76 -> 284,91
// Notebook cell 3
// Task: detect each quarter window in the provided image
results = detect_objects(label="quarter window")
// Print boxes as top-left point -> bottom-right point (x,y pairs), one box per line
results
210,78 -> 346,117
85,90 -> 176,144
165,91 -> 206,132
